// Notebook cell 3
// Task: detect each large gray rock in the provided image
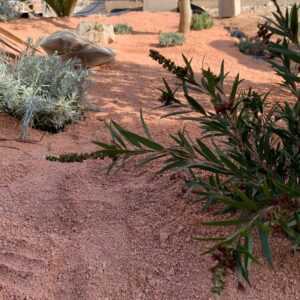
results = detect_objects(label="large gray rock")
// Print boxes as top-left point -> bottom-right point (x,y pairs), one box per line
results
40,30 -> 116,67
76,21 -> 115,45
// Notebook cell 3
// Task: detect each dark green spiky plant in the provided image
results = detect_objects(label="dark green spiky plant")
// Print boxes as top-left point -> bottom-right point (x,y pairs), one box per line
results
44,0 -> 78,17
48,0 -> 300,290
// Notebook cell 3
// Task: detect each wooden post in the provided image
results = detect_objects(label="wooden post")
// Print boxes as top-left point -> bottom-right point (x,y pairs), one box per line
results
178,0 -> 192,34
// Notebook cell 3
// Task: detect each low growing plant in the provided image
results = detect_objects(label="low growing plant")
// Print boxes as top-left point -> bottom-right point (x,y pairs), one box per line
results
113,23 -> 133,34
48,0 -> 300,291
0,0 -> 19,21
0,50 -> 87,137
237,18 -> 281,58
238,37 -> 267,57
159,32 -> 185,47
191,13 -> 213,31
237,1 -> 284,60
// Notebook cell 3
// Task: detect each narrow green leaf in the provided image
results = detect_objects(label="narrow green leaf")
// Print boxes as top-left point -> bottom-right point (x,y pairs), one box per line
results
112,121 -> 164,151
244,234 -> 254,271
217,195 -> 256,212
290,4 -> 299,44
269,45 -> 300,64
195,139 -> 220,164
105,121 -> 127,149
202,219 -> 247,226
138,153 -> 167,166
230,74 -> 242,101
188,162 -> 231,175
140,109 -> 152,139
234,189 -> 258,211
93,141 -> 119,150
183,82 -> 207,115
258,224 -> 273,266
159,159 -> 189,174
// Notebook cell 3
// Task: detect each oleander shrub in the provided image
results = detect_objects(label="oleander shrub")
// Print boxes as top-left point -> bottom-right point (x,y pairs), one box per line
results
0,50 -> 88,137
191,13 -> 213,31
48,0 -> 300,292
113,23 -> 133,34
0,0 -> 19,21
159,32 -> 185,47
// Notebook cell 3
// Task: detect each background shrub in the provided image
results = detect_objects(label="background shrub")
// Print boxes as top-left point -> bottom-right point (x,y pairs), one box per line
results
159,32 -> 185,47
191,13 -> 213,30
236,20 -> 275,58
0,0 -> 19,21
0,51 -> 88,137
238,38 -> 266,56
113,23 -> 133,34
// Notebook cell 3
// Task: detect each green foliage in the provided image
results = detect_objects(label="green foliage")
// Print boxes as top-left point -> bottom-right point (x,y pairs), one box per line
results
113,23 -> 133,34
238,38 -> 267,57
237,18 -> 276,58
78,52 -> 300,284
0,0 -> 19,21
265,0 -> 300,100
191,13 -> 213,31
48,0 -> 300,290
44,0 -> 78,17
159,32 -> 185,47
150,49 -> 191,80
237,1 -> 289,60
0,50 -> 87,137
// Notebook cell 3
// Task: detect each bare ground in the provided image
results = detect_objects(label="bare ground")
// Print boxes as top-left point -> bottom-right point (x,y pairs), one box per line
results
0,12 -> 299,300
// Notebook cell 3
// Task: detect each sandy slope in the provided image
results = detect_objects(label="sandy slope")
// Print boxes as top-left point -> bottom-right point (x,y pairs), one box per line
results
0,12 -> 299,300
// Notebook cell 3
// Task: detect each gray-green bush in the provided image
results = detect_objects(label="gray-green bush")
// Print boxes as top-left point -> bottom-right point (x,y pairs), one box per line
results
238,38 -> 267,56
114,23 -> 133,34
0,0 -> 19,21
159,32 -> 185,47
191,13 -> 213,31
0,51 -> 88,137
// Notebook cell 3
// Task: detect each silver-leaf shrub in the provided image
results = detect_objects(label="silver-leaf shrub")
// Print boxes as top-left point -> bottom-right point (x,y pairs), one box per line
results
0,52 -> 88,137
0,0 -> 19,21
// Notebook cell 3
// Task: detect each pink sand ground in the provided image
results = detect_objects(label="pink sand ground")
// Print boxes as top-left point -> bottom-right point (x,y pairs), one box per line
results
0,12 -> 299,299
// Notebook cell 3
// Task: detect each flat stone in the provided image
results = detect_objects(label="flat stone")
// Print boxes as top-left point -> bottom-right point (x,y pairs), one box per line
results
40,30 -> 116,67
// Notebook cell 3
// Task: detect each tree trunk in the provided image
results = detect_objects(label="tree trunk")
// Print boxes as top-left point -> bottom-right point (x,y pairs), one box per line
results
178,0 -> 192,34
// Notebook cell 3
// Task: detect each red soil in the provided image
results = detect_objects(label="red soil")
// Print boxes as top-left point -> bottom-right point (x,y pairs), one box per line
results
0,12 -> 299,300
